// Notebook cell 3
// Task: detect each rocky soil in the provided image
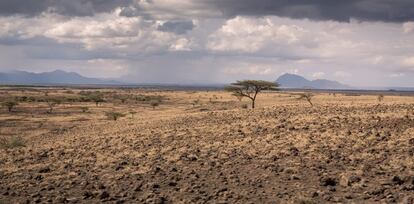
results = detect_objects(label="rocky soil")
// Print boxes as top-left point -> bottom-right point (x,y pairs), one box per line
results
1,103 -> 414,203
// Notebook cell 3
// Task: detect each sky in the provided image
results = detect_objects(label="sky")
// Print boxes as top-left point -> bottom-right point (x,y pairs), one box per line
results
0,0 -> 414,87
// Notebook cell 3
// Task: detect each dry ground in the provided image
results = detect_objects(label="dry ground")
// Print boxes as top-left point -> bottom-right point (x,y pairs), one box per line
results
0,87 -> 414,203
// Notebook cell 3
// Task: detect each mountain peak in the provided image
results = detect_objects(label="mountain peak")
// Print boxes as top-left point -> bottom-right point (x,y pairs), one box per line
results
276,73 -> 350,89
49,69 -> 67,73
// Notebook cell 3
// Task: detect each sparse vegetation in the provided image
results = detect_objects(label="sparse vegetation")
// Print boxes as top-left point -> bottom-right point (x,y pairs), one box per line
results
134,95 -> 165,103
192,99 -> 200,107
80,106 -> 89,113
150,101 -> 160,109
90,95 -> 105,106
378,94 -> 384,102
1,100 -> 18,112
105,112 -> 125,121
0,136 -> 26,149
129,111 -> 137,118
297,93 -> 314,106
1,86 -> 414,203
45,97 -> 62,113
79,91 -> 105,106
225,80 -> 279,108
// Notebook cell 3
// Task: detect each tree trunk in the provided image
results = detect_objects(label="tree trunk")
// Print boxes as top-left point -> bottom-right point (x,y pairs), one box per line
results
251,90 -> 259,109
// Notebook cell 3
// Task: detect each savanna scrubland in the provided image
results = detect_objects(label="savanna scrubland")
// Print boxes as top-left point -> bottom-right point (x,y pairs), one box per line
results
0,87 -> 413,203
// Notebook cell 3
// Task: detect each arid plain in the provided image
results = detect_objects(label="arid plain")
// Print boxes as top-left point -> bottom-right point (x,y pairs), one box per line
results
1,87 -> 413,203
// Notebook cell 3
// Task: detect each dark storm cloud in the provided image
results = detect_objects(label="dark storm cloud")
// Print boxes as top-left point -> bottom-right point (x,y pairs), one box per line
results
1,0 -> 414,22
209,0 -> 414,22
0,0 -> 134,16
157,20 -> 195,34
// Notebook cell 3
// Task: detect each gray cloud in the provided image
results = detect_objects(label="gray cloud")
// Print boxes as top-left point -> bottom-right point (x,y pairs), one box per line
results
1,1 -> 414,87
157,20 -> 195,34
209,0 -> 414,22
0,0 -> 133,16
1,0 -> 414,22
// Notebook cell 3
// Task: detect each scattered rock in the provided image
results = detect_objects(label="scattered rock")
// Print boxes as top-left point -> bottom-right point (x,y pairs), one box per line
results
339,174 -> 361,187
320,177 -> 337,186
392,176 -> 404,185
99,191 -> 110,200
38,167 -> 51,173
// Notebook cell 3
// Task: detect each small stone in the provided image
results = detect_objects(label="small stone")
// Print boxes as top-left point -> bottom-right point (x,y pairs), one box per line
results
34,175 -> 43,181
327,186 -> 336,192
320,177 -> 337,186
345,194 -> 353,199
99,191 -> 110,199
38,167 -> 51,173
55,196 -> 66,203
392,176 -> 404,185
339,174 -> 361,187
83,191 -> 93,199
401,196 -> 414,204
369,187 -> 385,195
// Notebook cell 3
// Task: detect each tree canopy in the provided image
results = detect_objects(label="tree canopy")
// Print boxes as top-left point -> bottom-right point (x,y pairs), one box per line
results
225,80 -> 279,108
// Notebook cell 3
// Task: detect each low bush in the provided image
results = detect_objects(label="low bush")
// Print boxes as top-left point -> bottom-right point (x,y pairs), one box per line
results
0,136 -> 26,149
80,107 -> 89,113
105,112 -> 125,121
1,100 -> 18,112
150,101 -> 160,109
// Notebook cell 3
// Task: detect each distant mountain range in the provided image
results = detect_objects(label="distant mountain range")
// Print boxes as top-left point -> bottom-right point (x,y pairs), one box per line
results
276,73 -> 351,89
0,70 -> 412,91
0,70 -> 121,85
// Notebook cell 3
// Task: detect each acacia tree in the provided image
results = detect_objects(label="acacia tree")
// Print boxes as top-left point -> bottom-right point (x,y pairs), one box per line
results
46,98 -> 62,113
90,95 -> 105,106
297,93 -> 313,106
225,80 -> 279,109
2,101 -> 18,112
377,94 -> 384,102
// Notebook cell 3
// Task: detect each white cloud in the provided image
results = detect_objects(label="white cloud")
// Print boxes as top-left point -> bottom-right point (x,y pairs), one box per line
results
312,72 -> 326,79
134,0 -> 220,19
371,56 -> 384,65
0,10 -> 192,53
390,73 -> 405,78
403,22 -> 414,33
334,71 -> 351,78
402,56 -> 414,67
169,38 -> 192,51
207,16 -> 310,53
0,13 -> 62,39
222,64 -> 277,76
1,10 -> 414,86
44,10 -> 187,51
288,68 -> 300,74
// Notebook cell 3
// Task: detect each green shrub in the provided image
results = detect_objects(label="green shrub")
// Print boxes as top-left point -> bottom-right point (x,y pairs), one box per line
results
377,94 -> 384,102
192,99 -> 200,107
150,101 -> 159,109
45,97 -> 62,113
0,136 -> 26,149
1,100 -> 18,112
134,95 -> 165,103
80,107 -> 89,113
129,111 -> 137,118
105,112 -> 125,121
